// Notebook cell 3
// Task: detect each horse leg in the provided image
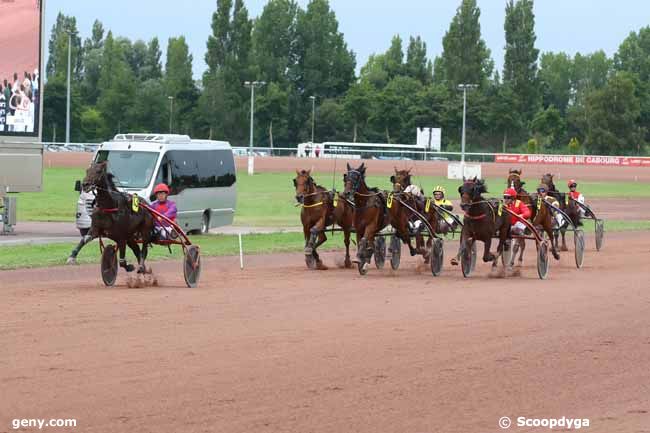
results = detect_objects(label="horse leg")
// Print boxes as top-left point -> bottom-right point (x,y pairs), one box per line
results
303,224 -> 313,255
560,227 -> 569,251
127,239 -> 144,273
118,241 -> 135,272
517,238 -> 526,265
343,227 -> 352,268
483,237 -> 496,263
547,224 -> 560,260
312,231 -> 328,270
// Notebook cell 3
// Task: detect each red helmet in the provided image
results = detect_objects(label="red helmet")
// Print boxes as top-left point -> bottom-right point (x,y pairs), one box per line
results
567,179 -> 577,188
503,188 -> 517,198
153,183 -> 170,194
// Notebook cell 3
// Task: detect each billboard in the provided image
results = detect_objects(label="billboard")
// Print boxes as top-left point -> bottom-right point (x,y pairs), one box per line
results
0,0 -> 43,138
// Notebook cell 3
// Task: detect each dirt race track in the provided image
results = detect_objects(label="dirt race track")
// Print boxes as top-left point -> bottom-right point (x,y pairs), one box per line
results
45,152 -> 650,182
2,231 -> 650,432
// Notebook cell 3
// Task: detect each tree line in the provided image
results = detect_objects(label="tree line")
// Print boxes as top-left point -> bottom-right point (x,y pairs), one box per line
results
43,0 -> 650,155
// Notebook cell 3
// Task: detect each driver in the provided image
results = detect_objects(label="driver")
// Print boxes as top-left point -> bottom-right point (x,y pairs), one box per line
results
567,179 -> 587,217
503,187 -> 530,235
432,186 -> 457,232
151,183 -> 177,239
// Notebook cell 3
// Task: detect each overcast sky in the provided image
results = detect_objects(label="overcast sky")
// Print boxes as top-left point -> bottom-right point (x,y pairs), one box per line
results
45,0 -> 649,79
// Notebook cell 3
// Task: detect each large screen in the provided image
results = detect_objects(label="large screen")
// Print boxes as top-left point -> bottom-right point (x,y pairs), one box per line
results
0,0 -> 42,137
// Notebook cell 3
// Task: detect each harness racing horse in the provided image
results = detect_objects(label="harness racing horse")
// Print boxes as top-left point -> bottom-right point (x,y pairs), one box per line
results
506,170 -> 560,265
525,190 -> 562,263
82,161 -> 155,274
344,163 -> 389,274
389,169 -> 439,261
293,169 -> 354,270
453,178 -> 510,270
541,173 -> 581,251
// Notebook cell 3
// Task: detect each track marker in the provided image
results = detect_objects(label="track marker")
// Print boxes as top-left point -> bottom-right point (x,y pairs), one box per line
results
239,233 -> 244,270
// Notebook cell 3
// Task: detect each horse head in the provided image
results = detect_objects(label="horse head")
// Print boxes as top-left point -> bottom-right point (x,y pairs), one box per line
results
293,169 -> 314,204
390,167 -> 412,193
343,162 -> 366,200
82,161 -> 112,193
458,177 -> 487,211
507,168 -> 524,192
541,173 -> 556,191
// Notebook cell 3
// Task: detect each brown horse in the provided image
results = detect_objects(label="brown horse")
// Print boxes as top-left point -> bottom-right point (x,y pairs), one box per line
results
82,161 -> 154,274
526,188 -> 561,262
389,168 -> 440,261
293,169 -> 354,270
453,178 -> 510,269
506,170 -> 560,264
541,173 -> 582,251
344,163 -> 389,273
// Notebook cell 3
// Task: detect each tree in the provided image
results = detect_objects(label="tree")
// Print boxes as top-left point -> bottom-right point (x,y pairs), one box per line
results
383,35 -> 404,80
503,0 -> 540,125
80,20 -> 105,106
292,0 -> 356,99
531,105 -> 565,150
202,0 -> 253,143
584,72 -> 644,155
143,38 -> 163,80
370,76 -> 423,143
405,36 -> 432,85
46,13 -> 82,81
251,0 -> 298,85
437,0 -> 493,88
97,32 -> 137,136
255,82 -> 290,147
538,52 -> 572,114
343,80 -> 375,142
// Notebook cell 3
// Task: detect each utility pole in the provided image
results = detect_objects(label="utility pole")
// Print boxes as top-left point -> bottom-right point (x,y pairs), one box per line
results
309,95 -> 316,144
168,96 -> 174,133
457,84 -> 478,174
65,30 -> 72,144
243,81 -> 266,175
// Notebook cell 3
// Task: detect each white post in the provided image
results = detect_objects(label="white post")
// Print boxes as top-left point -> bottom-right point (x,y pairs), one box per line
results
65,32 -> 72,144
238,233 -> 244,270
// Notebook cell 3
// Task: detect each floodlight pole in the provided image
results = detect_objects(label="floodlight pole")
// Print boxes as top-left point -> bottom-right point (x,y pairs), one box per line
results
244,81 -> 266,175
458,84 -> 477,172
65,31 -> 72,144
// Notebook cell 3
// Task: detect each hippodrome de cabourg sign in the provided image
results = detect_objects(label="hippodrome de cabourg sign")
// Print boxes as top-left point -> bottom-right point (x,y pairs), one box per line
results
496,154 -> 650,167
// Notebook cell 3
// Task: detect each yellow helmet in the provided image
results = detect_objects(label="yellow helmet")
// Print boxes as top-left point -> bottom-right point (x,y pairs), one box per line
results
433,185 -> 446,195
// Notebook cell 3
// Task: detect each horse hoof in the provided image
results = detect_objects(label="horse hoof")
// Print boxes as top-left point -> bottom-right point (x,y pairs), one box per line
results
561,246 -> 569,252
450,258 -> 459,266
124,264 -> 135,272
66,257 -> 77,265
316,261 -> 328,270
344,259 -> 353,269
304,247 -> 313,255
553,252 -> 560,260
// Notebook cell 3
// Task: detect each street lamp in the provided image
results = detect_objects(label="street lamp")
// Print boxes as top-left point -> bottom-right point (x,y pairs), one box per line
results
457,84 -> 478,169
309,95 -> 316,144
167,96 -> 174,133
244,81 -> 266,175
65,30 -> 73,144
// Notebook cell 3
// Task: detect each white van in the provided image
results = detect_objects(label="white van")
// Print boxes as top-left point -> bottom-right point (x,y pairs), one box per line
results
76,133 -> 237,234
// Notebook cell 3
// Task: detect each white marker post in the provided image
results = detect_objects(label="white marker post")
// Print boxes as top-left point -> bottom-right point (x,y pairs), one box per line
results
238,233 -> 244,270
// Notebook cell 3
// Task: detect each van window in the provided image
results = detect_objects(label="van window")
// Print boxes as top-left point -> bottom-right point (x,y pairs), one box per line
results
95,150 -> 159,189
167,150 -> 236,194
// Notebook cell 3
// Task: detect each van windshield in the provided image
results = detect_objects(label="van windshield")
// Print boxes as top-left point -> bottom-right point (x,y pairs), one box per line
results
95,150 -> 159,189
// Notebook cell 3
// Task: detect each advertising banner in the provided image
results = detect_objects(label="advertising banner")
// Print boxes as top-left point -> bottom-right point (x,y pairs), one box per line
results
0,0 -> 42,137
495,154 -> 650,167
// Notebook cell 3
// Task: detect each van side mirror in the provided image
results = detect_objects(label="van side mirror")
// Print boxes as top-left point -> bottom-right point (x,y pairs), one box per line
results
74,180 -> 82,192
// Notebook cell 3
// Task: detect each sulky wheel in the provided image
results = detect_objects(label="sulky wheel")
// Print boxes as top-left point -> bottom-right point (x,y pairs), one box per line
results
430,238 -> 444,277
595,219 -> 605,251
389,235 -> 401,270
574,230 -> 585,269
101,244 -> 118,287
183,245 -> 201,288
536,241 -> 550,280
374,236 -> 386,269
461,240 -> 476,278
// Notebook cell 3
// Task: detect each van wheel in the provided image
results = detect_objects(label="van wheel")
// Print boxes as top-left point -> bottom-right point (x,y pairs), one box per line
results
201,212 -> 210,234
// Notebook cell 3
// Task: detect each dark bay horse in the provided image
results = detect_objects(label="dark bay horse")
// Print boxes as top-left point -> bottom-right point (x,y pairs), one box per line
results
452,178 -> 510,269
293,169 -> 354,270
506,170 -> 560,263
389,168 -> 440,261
542,173 -> 581,251
82,161 -> 154,274
344,163 -> 389,272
